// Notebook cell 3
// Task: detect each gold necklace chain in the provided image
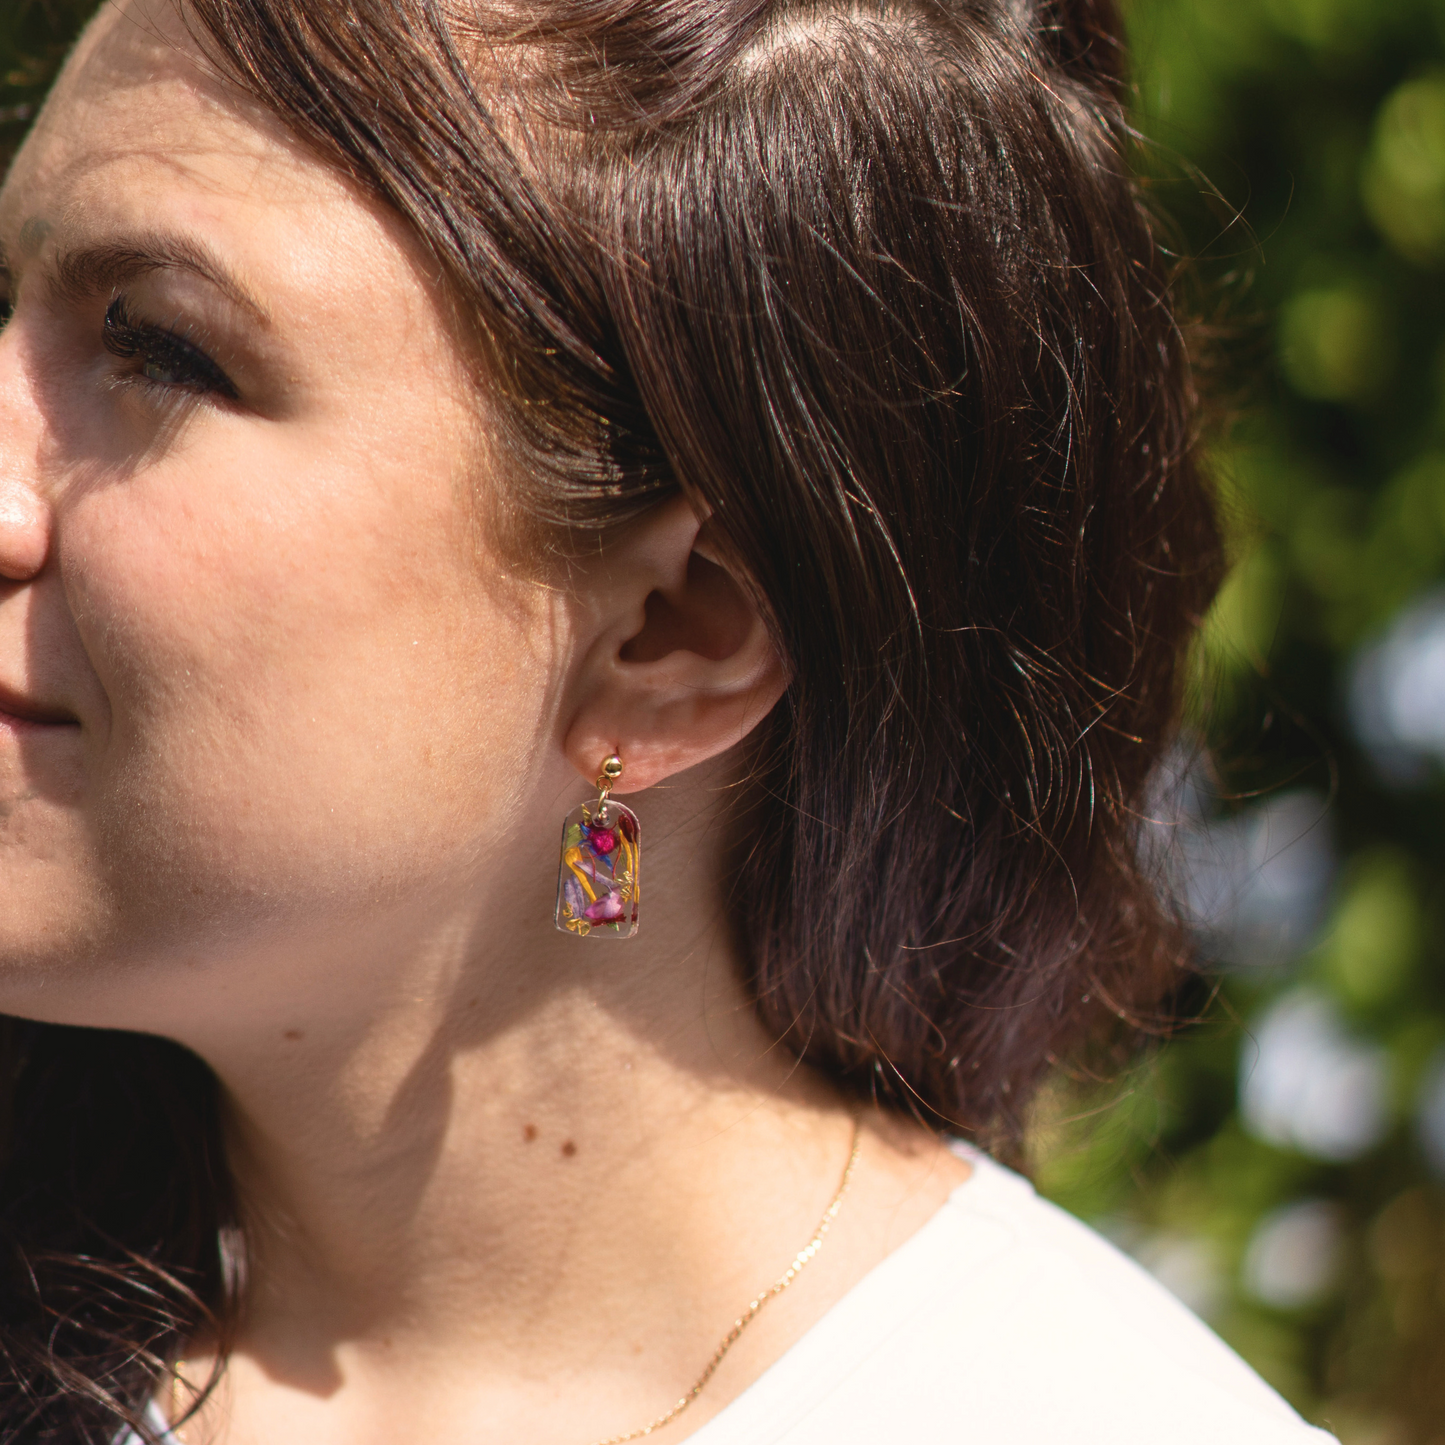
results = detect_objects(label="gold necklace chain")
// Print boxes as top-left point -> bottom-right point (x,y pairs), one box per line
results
167,1120 -> 863,1445
589,1118 -> 863,1445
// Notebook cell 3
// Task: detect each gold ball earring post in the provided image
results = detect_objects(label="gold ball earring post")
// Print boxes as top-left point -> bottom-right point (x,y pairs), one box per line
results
595,754 -> 623,810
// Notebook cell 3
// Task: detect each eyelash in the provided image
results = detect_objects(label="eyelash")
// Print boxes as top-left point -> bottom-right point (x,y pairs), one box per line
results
102,296 -> 239,402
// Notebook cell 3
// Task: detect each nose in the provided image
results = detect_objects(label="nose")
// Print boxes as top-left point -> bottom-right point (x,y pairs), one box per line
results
0,474 -> 49,580
0,316 -> 52,582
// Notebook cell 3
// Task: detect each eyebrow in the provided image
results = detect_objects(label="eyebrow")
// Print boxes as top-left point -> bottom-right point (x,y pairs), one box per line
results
24,231 -> 271,324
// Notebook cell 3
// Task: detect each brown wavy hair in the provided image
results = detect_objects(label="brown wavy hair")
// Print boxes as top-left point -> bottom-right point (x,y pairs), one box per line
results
0,0 -> 1222,1439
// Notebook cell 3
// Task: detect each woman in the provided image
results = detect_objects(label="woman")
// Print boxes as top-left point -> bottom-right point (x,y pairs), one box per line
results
0,0 -> 1331,1441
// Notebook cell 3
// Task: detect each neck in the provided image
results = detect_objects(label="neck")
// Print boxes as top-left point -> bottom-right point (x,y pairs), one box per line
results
221,956 -> 854,1356
161,774 -> 965,1443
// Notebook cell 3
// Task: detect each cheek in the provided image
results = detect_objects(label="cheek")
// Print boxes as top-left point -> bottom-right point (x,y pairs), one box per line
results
61,429 -> 555,935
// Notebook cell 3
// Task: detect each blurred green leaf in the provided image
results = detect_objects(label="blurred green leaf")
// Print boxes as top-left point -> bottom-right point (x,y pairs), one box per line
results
1279,286 -> 1395,402
1363,74 -> 1445,263
1314,848 -> 1422,1009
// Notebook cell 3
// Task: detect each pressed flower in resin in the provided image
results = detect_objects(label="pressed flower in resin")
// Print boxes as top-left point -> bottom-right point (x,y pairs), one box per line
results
554,801 -> 640,938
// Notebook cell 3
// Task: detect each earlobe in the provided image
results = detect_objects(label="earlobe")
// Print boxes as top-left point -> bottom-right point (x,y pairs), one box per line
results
563,502 -> 786,794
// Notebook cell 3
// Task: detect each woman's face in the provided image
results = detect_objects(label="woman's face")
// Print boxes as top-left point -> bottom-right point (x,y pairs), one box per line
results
0,1 -> 564,1027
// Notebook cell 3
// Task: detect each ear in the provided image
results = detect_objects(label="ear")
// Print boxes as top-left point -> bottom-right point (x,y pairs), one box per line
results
563,494 -> 787,793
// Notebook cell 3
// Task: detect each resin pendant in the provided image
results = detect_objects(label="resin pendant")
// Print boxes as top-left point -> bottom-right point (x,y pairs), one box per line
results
554,797 -> 641,938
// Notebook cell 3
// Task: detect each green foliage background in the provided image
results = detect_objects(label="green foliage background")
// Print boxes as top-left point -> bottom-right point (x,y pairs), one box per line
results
4,2 -> 1445,1442
1037,5 -> 1445,1442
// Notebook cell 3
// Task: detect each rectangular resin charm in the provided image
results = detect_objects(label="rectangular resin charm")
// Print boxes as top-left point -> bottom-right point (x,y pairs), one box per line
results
554,799 -> 641,938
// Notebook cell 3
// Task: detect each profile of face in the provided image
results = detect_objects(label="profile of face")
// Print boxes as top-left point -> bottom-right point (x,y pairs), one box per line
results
0,0 -> 781,1045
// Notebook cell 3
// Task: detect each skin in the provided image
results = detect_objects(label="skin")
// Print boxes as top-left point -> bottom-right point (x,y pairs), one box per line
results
0,4 -> 968,1443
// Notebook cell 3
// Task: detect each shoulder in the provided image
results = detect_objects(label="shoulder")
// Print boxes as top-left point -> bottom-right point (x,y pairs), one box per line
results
691,1149 -> 1337,1445
922,1149 -> 1336,1442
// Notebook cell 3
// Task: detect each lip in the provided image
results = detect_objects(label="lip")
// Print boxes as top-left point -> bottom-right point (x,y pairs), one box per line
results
0,683 -> 79,729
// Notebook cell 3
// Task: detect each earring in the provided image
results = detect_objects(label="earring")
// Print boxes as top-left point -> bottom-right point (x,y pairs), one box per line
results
555,753 -> 641,938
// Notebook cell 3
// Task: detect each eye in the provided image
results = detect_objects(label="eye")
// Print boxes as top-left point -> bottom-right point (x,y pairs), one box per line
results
102,296 -> 239,401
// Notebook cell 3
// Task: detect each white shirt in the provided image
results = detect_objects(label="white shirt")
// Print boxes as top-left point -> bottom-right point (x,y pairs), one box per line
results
126,1148 -> 1336,1444
685,1147 -> 1336,1444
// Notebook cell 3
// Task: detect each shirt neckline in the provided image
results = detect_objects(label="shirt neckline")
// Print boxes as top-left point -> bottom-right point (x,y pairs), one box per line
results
679,1146 -> 1010,1445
